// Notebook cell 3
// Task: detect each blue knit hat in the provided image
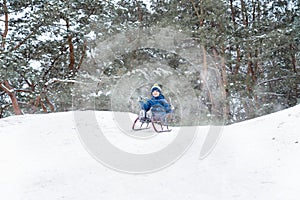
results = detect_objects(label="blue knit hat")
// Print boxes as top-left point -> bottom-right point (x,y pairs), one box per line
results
151,83 -> 162,93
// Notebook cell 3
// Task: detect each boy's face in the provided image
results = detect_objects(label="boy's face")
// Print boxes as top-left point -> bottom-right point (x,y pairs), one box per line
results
152,90 -> 160,97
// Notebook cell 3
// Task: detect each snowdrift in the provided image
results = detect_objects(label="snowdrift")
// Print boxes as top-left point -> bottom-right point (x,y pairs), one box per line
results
0,105 -> 300,200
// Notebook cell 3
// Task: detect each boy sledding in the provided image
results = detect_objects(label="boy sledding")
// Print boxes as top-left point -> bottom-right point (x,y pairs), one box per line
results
132,83 -> 173,133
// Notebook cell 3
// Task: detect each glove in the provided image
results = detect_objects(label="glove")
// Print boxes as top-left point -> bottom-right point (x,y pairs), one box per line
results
138,96 -> 146,102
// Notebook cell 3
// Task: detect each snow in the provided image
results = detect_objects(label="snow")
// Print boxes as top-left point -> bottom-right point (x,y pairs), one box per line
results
1,105 -> 300,200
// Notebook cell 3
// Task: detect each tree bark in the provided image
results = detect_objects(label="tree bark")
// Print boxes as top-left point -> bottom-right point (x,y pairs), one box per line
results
45,96 -> 55,112
76,40 -> 87,71
1,0 -> 8,49
0,81 -> 22,115
230,0 -> 236,25
66,18 -> 75,71
190,0 -> 204,26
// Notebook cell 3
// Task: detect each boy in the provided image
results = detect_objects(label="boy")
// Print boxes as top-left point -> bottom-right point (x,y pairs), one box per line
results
139,83 -> 172,122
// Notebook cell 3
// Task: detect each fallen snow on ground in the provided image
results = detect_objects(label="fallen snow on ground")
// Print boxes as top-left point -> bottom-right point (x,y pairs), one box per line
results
0,105 -> 300,200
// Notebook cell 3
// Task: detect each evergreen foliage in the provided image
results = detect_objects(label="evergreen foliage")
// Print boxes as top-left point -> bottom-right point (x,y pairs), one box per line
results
1,0 -> 299,125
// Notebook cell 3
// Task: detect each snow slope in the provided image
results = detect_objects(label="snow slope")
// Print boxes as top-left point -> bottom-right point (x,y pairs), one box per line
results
0,105 -> 300,200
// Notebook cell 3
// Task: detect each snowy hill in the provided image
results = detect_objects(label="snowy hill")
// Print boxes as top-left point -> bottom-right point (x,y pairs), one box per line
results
0,105 -> 300,200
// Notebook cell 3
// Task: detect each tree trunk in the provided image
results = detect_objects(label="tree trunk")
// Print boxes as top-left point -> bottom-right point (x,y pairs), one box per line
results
1,0 -> 8,49
66,18 -> 75,71
0,81 -> 22,115
220,46 -> 230,120
45,96 -> 55,112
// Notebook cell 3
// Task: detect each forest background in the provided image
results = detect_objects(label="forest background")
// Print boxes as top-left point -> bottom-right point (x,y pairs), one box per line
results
0,0 -> 299,125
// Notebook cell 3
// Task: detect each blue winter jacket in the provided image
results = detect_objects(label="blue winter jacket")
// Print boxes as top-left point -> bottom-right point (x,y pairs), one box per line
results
141,94 -> 172,114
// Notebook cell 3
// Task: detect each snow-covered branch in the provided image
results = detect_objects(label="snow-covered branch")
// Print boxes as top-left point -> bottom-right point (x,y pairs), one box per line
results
257,75 -> 297,86
45,78 -> 84,86
0,83 -> 14,93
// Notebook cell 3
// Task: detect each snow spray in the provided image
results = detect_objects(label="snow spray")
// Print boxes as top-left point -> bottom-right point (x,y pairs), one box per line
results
73,26 -> 225,174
